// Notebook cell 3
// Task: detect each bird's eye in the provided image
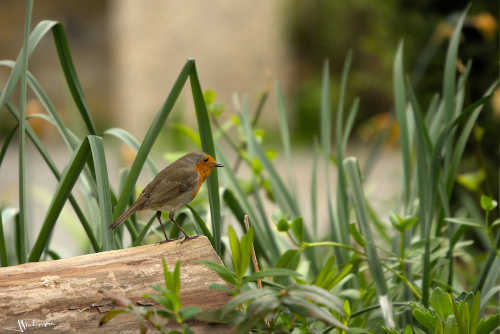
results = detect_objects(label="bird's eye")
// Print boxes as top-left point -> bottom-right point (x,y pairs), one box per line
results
203,157 -> 209,162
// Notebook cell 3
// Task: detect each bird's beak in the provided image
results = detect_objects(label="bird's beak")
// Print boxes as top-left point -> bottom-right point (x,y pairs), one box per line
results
213,162 -> 224,168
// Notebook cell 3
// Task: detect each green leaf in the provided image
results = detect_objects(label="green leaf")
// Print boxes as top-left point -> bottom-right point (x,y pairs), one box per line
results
393,40 -> 411,209
203,89 -> 216,105
429,288 -> 453,321
104,128 -> 158,175
274,249 -> 302,286
291,217 -> 304,244
238,227 -> 254,279
52,24 -> 97,135
470,292 -> 480,334
289,284 -> 345,315
5,101 -> 98,253
185,205 -> 215,249
99,309 -> 129,326
477,314 -> 500,334
314,256 -> 336,287
445,218 -> 483,229
88,136 -> 114,250
243,268 -> 301,284
179,306 -> 202,321
162,258 -> 174,291
197,260 -> 238,286
0,124 -> 18,168
189,62 -> 223,254
281,296 -> 348,330
412,307 -> 437,332
228,225 -> 241,276
221,288 -> 275,318
28,137 -> 94,262
171,124 -> 201,148
349,223 -> 366,247
173,261 -> 181,296
480,195 -> 497,212
133,214 -> 156,247
276,218 -> 290,232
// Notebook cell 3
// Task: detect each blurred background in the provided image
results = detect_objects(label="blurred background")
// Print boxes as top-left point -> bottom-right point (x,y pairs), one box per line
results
0,0 -> 498,256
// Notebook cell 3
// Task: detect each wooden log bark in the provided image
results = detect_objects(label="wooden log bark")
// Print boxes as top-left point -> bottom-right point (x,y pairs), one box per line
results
0,236 -> 231,333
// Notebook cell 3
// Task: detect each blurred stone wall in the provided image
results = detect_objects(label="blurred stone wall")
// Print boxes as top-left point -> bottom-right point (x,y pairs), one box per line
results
109,0 -> 290,137
0,0 -> 111,135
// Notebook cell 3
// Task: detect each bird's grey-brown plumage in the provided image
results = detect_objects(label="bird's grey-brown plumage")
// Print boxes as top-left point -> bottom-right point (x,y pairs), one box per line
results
110,153 -> 202,229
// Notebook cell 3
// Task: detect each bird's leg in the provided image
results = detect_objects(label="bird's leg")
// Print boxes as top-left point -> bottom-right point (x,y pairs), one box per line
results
169,211 -> 198,243
156,211 -> 171,243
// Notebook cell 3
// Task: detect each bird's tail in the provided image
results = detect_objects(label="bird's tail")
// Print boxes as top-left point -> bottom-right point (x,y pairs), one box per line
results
109,199 -> 145,230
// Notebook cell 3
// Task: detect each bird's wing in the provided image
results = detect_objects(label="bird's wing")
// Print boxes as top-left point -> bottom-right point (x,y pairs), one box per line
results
141,164 -> 199,209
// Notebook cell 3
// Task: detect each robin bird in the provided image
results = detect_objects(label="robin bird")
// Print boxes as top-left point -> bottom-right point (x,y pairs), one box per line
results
110,152 -> 224,242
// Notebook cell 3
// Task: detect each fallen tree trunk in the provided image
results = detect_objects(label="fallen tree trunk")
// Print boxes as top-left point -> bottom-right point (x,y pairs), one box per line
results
0,236 -> 231,333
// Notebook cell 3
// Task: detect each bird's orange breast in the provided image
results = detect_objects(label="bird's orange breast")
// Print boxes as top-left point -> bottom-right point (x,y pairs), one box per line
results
192,163 -> 212,199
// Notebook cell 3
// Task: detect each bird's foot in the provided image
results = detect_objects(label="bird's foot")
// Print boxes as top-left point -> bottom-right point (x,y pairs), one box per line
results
180,235 -> 199,244
157,238 -> 174,244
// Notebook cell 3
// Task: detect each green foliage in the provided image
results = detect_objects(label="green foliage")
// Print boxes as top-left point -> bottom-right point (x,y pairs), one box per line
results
100,260 -> 200,334
410,289 -> 500,334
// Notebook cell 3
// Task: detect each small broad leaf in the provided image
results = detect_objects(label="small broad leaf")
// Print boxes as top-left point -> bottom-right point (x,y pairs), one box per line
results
197,260 -> 238,286
179,306 -> 202,320
238,227 -> 254,279
491,219 -> 500,227
349,223 -> 365,247
203,89 -> 216,105
403,325 -> 413,334
291,217 -> 304,244
162,258 -> 175,291
412,306 -> 437,332
173,261 -> 181,296
314,256 -> 336,286
228,225 -> 241,275
480,195 -> 497,212
276,218 -> 290,232
477,314 -> 500,334
430,287 -> 453,321
274,249 -> 301,286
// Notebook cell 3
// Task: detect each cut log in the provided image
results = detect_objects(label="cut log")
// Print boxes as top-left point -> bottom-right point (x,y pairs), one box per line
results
0,236 -> 231,333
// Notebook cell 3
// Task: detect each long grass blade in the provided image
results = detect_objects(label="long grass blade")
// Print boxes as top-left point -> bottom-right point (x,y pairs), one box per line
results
104,128 -> 158,175
311,142 -> 319,237
393,41 -> 411,211
132,214 -> 156,247
29,137 -> 93,262
421,93 -> 493,306
88,136 -> 114,250
342,97 -> 360,151
0,124 -> 18,167
275,81 -> 296,195
320,60 -> 337,243
239,98 -> 300,218
51,24 -> 97,135
17,0 -> 34,264
344,157 -> 394,327
335,51 -> 353,248
0,20 -> 57,114
5,98 -> 99,252
189,61 -> 222,254
185,204 -> 215,248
